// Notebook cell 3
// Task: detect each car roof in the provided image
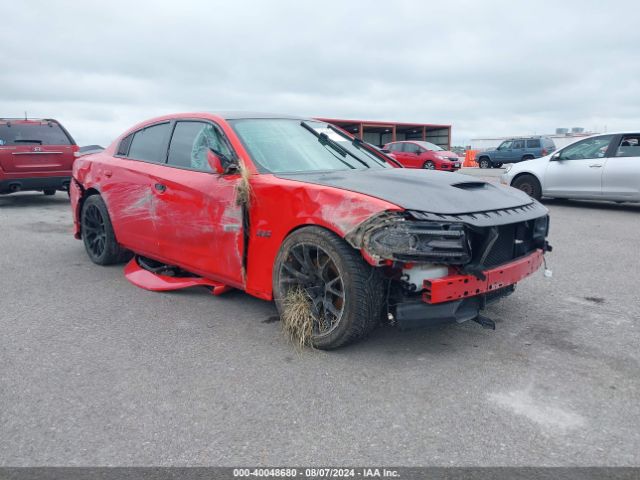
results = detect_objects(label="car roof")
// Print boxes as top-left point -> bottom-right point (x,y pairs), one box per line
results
215,111 -> 306,120
0,118 -> 63,124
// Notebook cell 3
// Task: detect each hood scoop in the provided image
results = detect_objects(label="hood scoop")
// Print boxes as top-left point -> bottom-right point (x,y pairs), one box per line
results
452,181 -> 488,190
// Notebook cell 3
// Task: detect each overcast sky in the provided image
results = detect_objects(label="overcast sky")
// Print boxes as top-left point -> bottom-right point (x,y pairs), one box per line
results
1,0 -> 638,146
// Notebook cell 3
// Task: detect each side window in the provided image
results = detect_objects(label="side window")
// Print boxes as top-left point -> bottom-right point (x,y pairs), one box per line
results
512,140 -> 525,149
526,139 -> 541,148
167,121 -> 232,171
402,143 -> 419,153
127,123 -> 171,162
390,143 -> 401,152
558,135 -> 614,160
117,134 -> 133,156
498,141 -> 512,150
615,135 -> 640,158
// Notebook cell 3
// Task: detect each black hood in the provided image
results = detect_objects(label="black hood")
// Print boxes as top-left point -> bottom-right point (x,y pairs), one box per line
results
277,168 -> 535,215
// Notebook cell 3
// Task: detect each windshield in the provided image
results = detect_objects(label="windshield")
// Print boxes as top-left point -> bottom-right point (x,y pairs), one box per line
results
416,141 -> 444,151
229,119 -> 392,173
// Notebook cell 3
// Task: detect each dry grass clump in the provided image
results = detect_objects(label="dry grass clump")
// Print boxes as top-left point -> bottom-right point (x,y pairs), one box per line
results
235,160 -> 253,207
281,287 -> 315,349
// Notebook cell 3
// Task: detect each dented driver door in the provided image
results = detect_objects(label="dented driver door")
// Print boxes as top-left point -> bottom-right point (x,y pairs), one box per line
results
151,120 -> 245,288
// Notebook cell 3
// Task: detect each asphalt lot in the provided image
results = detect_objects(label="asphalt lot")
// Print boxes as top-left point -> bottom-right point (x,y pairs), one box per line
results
1,177 -> 639,466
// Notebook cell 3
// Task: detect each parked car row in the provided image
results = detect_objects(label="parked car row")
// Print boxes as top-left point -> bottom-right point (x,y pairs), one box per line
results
3,112 -> 636,350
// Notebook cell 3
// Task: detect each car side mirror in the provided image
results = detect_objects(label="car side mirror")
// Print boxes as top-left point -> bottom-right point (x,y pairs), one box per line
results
206,149 -> 225,174
550,152 -> 561,161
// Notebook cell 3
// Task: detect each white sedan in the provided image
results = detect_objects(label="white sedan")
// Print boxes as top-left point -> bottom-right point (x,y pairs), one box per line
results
501,132 -> 640,202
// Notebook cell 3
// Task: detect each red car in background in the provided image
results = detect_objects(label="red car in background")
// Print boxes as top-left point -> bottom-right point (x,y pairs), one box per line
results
383,140 -> 461,171
0,118 -> 78,195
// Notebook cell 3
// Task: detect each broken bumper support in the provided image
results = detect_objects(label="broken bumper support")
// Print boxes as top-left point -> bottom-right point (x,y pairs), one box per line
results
422,249 -> 544,304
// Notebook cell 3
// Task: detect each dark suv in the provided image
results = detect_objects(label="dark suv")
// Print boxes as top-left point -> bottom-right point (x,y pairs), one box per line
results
0,118 -> 78,195
477,137 -> 556,169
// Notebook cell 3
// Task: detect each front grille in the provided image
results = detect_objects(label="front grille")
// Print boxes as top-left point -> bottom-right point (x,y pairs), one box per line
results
483,224 -> 516,267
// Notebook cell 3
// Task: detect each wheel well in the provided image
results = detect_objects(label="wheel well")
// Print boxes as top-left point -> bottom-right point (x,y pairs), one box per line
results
522,154 -> 534,160
76,187 -> 101,238
283,223 -> 344,245
511,172 -> 540,188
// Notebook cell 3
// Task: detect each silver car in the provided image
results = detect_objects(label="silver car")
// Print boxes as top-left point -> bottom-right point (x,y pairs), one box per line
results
501,132 -> 640,203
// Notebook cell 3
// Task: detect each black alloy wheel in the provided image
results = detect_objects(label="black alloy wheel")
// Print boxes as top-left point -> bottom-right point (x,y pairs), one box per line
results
83,203 -> 107,259
273,226 -> 384,349
81,195 -> 132,265
279,242 -> 345,337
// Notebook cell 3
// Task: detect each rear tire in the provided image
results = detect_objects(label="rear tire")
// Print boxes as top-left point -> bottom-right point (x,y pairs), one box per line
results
43,189 -> 56,196
512,174 -> 542,200
494,162 -> 503,168
423,161 -> 436,170
81,195 -> 132,265
522,155 -> 534,162
273,226 -> 384,350
478,157 -> 491,169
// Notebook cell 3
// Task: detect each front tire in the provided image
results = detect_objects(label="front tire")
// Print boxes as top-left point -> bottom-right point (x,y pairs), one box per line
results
43,189 -> 56,196
423,161 -> 436,170
478,157 -> 491,169
81,195 -> 132,265
512,174 -> 542,200
273,226 -> 384,349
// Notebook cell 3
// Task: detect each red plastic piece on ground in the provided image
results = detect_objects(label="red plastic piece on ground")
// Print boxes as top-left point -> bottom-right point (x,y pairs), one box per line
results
423,249 -> 544,304
124,258 -> 232,295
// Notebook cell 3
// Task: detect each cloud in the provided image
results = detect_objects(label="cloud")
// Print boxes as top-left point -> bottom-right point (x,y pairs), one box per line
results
1,0 -> 638,146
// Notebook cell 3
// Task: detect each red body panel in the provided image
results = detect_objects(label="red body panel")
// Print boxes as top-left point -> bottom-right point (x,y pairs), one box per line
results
244,175 -> 400,299
423,249 -> 544,304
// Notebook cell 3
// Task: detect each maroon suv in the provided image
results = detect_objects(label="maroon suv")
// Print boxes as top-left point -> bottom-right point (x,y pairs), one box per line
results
0,118 -> 78,195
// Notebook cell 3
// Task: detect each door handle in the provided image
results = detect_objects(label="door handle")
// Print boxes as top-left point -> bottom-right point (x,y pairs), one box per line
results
589,164 -> 603,168
154,183 -> 167,192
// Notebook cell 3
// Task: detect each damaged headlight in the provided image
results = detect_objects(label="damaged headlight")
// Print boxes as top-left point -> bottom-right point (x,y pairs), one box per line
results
365,221 -> 471,263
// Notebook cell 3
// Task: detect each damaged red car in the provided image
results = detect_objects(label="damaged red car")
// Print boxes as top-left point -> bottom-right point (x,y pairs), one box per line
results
70,113 -> 551,349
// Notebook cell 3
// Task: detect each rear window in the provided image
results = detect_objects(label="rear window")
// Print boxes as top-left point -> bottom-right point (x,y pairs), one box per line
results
127,123 -> 171,162
526,139 -> 541,148
0,121 -> 72,146
117,134 -> 133,156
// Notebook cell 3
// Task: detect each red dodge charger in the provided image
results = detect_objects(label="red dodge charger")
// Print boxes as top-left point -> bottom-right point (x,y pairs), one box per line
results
71,112 -> 550,349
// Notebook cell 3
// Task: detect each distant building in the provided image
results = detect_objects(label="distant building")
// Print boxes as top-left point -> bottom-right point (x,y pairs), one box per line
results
471,127 -> 599,151
317,117 -> 451,149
